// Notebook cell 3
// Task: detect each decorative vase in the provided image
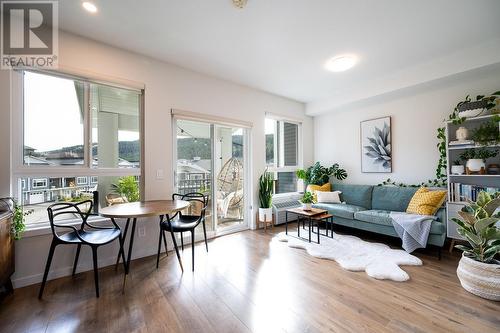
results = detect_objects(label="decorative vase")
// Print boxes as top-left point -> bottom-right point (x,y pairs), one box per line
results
457,254 -> 500,301
466,159 -> 485,172
451,165 -> 465,175
301,202 -> 312,211
455,126 -> 469,141
258,207 -> 273,222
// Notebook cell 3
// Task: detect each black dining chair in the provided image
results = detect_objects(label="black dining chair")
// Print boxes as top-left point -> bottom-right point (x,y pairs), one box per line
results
38,200 -> 126,299
171,192 -> 209,252
156,195 -> 207,272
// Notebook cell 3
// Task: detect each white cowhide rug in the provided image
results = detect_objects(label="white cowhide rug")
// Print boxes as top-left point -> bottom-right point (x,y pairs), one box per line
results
275,230 -> 422,282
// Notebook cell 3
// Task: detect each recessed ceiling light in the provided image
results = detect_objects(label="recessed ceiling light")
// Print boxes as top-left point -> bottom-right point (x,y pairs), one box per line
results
325,55 -> 358,72
82,2 -> 98,13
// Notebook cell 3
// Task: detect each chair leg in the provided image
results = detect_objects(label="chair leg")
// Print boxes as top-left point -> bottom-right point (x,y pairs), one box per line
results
162,230 -> 168,256
72,244 -> 81,276
38,240 -> 57,299
180,232 -> 184,251
191,230 -> 195,272
202,220 -> 208,252
170,230 -> 184,272
91,247 -> 100,298
156,228 -> 163,269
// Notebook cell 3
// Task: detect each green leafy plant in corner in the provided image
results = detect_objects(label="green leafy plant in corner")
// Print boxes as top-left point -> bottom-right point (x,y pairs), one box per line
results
300,191 -> 314,204
296,162 -> 347,186
0,198 -> 33,240
452,191 -> 500,263
112,176 -> 140,202
258,170 -> 274,209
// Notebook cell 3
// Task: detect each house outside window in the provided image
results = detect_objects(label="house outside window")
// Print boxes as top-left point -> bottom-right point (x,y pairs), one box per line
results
12,70 -> 144,227
265,117 -> 302,194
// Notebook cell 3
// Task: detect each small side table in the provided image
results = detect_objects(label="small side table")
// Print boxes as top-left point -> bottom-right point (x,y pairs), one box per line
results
256,212 -> 274,232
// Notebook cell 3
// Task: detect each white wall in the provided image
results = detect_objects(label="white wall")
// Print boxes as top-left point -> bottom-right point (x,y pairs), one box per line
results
2,32 -> 313,288
314,63 -> 500,185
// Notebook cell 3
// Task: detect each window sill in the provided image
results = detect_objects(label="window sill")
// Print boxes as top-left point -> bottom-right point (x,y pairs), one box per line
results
22,217 -> 112,238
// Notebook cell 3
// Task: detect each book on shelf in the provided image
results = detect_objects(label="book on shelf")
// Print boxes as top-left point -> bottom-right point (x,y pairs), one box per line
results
449,182 -> 499,203
448,140 -> 475,146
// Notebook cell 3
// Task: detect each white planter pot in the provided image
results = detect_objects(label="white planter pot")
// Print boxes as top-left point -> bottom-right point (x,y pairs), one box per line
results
466,159 -> 485,172
457,254 -> 500,301
301,203 -> 312,211
297,179 -> 305,193
451,165 -> 465,175
258,207 -> 273,222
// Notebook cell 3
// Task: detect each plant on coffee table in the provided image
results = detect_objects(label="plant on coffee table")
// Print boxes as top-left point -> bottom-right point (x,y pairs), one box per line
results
299,191 -> 314,211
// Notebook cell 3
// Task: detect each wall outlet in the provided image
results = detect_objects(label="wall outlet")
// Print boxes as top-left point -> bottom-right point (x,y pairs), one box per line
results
138,226 -> 146,237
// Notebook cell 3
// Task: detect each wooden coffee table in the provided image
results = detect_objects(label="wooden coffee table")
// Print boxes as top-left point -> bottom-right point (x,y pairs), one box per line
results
285,207 -> 328,243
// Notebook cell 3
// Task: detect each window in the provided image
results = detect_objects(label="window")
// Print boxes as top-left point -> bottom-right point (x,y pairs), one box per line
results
32,178 -> 47,189
13,70 -> 143,226
76,177 -> 87,185
265,117 -> 301,194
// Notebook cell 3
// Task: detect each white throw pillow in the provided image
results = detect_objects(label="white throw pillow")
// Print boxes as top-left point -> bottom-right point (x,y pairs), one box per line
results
316,190 -> 342,204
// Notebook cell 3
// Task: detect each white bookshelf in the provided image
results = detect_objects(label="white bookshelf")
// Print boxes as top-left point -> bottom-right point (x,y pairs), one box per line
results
445,114 -> 500,240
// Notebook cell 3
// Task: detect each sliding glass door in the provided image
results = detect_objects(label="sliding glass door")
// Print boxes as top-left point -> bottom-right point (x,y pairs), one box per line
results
174,119 -> 249,235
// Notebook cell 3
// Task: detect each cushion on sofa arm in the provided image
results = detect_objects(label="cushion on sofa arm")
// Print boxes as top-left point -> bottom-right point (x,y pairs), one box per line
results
331,184 -> 373,209
313,203 -> 366,220
371,186 -> 418,212
354,210 -> 445,235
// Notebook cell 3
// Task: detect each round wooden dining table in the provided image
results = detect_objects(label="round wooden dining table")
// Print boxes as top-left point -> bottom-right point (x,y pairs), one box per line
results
99,200 -> 190,286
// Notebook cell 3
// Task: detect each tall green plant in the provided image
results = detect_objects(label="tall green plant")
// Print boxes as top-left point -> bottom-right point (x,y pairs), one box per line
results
259,171 -> 274,209
452,191 -> 500,263
112,176 -> 140,202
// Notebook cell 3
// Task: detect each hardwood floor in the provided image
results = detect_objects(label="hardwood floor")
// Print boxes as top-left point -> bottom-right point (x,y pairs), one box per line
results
1,224 -> 499,333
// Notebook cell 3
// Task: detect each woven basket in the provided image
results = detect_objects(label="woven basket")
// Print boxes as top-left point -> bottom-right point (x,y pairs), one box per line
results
457,254 -> 500,301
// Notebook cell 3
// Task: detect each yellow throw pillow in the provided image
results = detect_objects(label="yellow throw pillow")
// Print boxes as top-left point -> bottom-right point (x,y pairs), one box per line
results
307,183 -> 331,203
406,187 -> 447,216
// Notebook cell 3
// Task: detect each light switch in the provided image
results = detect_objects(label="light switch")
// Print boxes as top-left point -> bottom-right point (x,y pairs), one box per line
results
156,169 -> 164,179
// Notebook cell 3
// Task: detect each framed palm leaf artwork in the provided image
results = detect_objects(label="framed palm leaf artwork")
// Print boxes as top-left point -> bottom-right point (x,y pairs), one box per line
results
360,116 -> 392,173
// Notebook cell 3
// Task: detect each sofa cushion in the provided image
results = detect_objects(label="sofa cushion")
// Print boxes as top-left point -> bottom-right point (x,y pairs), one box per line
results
331,184 -> 373,209
313,203 -> 366,220
371,186 -> 418,212
354,210 -> 445,234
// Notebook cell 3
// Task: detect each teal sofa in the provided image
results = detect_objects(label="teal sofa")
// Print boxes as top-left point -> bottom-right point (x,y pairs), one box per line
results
312,184 -> 446,248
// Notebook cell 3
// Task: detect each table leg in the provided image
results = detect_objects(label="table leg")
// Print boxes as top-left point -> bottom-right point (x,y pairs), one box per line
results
317,220 -> 320,244
297,215 -> 300,238
125,218 -> 137,274
308,217 -> 311,242
115,218 -> 130,271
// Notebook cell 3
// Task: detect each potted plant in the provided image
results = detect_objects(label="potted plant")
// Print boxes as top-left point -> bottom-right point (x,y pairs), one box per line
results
456,92 -> 500,118
111,176 -> 140,202
460,148 -> 499,174
295,169 -> 307,193
299,191 -> 314,211
0,198 -> 32,240
452,191 -> 500,300
451,160 -> 465,175
258,171 -> 273,222
471,116 -> 500,146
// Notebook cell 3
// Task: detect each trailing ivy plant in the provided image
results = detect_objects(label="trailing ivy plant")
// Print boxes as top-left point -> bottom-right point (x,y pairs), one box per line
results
0,198 -> 33,240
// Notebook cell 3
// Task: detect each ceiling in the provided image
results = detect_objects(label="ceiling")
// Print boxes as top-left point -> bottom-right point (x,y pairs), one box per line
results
59,0 -> 500,115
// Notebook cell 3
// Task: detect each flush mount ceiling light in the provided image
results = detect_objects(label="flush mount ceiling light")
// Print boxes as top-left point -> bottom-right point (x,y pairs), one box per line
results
232,0 -> 248,9
325,55 -> 358,72
82,1 -> 98,13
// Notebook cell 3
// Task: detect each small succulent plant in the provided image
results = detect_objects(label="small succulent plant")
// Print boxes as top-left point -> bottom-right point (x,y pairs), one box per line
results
364,123 -> 392,169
